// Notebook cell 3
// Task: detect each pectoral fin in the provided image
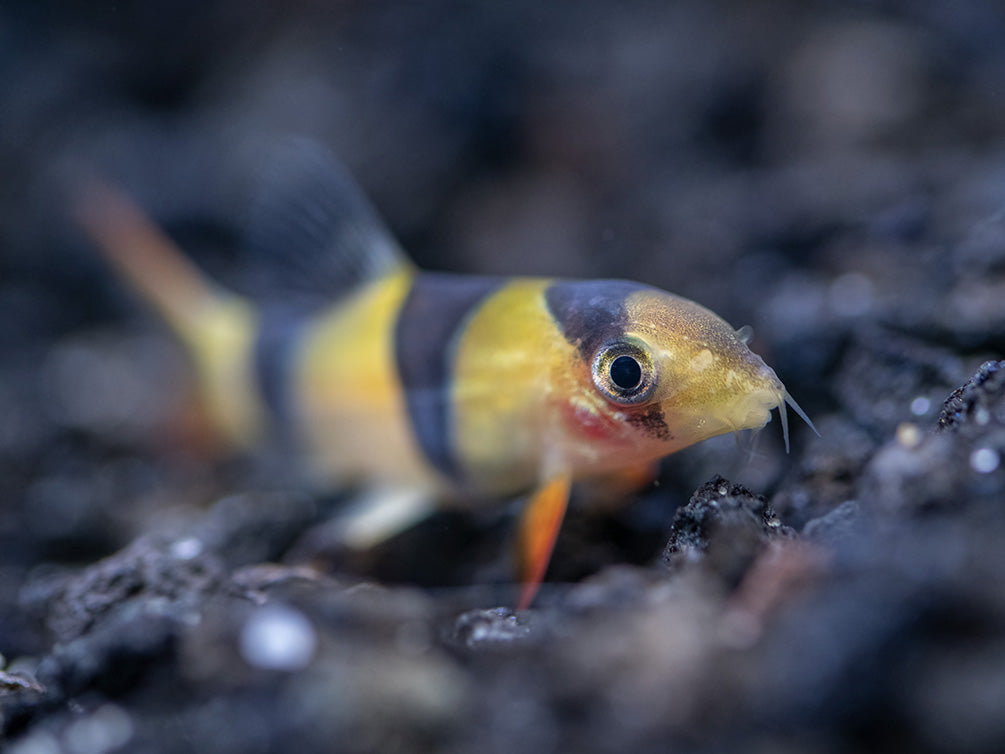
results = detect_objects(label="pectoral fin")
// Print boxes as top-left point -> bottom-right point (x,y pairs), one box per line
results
515,474 -> 572,610
333,485 -> 436,551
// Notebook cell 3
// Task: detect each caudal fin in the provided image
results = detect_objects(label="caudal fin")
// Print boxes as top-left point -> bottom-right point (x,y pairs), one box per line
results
73,181 -> 225,340
73,180 -> 263,446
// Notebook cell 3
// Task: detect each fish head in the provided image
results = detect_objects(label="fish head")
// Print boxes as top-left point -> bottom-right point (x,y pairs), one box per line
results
546,280 -> 811,468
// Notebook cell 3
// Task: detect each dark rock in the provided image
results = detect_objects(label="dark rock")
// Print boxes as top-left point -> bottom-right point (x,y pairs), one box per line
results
833,326 -> 968,439
771,415 -> 878,528
564,564 -> 668,611
21,537 -> 225,643
193,490 -> 319,568
447,607 -> 537,651
0,670 -> 44,697
661,475 -> 794,587
938,359 -> 1005,432
35,599 -> 177,700
752,515 -> 1005,753
801,499 -> 866,547
858,361 -> 1005,515
0,669 -> 45,735
858,430 -> 959,513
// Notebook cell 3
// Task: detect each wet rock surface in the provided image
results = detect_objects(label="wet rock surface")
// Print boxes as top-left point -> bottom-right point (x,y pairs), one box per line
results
661,475 -> 795,586
3,1 -> 1005,752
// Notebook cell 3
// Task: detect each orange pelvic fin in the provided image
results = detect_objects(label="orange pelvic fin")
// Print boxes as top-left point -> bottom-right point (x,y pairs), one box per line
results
515,473 -> 572,610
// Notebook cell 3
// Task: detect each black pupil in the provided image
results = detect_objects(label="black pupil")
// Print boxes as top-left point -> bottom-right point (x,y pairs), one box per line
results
609,355 -> 642,391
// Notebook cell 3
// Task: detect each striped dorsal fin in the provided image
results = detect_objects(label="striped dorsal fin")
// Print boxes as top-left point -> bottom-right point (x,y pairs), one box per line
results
245,137 -> 410,310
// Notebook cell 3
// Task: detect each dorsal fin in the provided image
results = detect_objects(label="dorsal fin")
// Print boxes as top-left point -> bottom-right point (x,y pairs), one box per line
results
245,137 -> 410,308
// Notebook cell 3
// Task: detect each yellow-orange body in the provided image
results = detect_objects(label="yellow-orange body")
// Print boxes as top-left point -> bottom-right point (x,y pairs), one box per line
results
295,268 -> 428,488
76,139 -> 813,607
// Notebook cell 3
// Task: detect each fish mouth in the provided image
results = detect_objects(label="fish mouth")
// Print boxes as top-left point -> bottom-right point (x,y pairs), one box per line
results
715,363 -> 818,453
718,388 -> 779,436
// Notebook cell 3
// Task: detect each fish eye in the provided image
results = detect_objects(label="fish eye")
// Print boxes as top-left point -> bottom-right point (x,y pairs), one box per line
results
610,355 -> 642,390
591,340 -> 657,405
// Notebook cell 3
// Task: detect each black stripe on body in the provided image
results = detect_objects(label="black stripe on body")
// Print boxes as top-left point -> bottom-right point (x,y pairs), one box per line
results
544,279 -> 651,358
254,307 -> 310,429
394,274 -> 503,479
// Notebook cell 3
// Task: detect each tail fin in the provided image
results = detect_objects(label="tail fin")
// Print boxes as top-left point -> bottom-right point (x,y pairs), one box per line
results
73,180 -> 263,447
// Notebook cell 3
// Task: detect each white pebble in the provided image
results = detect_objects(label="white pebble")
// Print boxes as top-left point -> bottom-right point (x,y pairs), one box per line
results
909,396 -> 931,416
240,604 -> 317,671
896,423 -> 922,448
970,447 -> 1000,474
170,537 -> 203,560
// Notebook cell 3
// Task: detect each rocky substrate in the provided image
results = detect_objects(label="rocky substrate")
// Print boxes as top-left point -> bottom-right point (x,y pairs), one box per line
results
1,361 -> 1002,753
3,1 -> 1005,752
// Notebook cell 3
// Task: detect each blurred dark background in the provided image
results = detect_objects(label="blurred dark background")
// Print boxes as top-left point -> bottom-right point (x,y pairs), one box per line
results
7,0 -> 1005,295
3,1 -> 1005,752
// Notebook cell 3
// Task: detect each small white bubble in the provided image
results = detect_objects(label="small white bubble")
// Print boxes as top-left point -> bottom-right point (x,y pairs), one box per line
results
910,397 -> 931,416
975,407 -> 991,426
240,604 -> 317,671
896,423 -> 922,448
970,447 -> 1000,474
170,537 -> 203,560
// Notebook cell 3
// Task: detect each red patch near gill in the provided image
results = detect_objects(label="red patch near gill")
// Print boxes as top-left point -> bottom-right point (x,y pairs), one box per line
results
563,400 -> 627,443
